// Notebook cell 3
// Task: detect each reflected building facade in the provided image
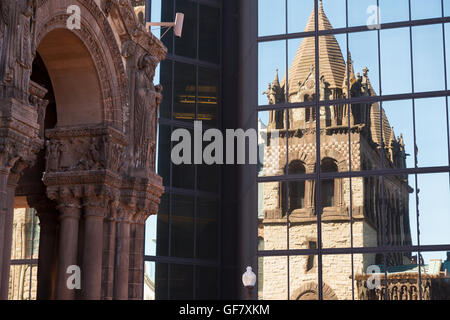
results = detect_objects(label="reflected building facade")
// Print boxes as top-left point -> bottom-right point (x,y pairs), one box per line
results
260,2 -> 413,300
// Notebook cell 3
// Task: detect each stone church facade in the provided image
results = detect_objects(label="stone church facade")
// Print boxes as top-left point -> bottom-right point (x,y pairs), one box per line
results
0,0 -> 164,300
260,2 -> 413,300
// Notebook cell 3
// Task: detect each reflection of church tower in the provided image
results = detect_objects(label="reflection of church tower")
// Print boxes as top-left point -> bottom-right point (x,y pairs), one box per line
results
261,2 -> 412,300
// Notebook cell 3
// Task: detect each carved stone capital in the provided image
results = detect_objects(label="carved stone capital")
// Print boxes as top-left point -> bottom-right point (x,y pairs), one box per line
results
47,186 -> 82,219
82,184 -> 113,219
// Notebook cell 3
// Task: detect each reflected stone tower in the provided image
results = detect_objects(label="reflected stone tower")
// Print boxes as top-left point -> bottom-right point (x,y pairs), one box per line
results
260,2 -> 413,300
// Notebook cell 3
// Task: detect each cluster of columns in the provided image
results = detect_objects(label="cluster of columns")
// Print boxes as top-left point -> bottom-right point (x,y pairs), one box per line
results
27,183 -> 150,300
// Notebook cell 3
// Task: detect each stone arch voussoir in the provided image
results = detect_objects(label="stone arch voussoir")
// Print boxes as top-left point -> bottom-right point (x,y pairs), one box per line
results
291,281 -> 339,300
36,0 -> 129,131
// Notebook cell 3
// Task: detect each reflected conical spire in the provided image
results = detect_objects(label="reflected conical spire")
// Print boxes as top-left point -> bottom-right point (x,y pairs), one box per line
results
272,69 -> 280,87
343,51 -> 356,89
282,1 -> 346,98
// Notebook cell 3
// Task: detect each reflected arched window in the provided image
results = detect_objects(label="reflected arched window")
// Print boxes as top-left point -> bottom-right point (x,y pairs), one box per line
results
304,95 -> 316,122
282,161 -> 306,214
321,158 -> 338,207
138,12 -> 144,25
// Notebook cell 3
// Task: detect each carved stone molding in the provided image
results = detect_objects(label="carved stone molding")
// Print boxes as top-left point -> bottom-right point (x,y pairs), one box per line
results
44,125 -> 127,177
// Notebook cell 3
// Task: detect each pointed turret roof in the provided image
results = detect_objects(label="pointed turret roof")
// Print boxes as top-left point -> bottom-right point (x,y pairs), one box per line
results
272,69 -> 281,87
283,1 -> 346,97
343,51 -> 356,89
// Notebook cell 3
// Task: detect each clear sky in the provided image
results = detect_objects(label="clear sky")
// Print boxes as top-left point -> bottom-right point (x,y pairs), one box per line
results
258,0 -> 450,263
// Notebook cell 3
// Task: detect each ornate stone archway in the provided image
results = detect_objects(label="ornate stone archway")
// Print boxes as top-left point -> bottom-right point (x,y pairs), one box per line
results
0,0 -> 165,300
291,282 -> 338,300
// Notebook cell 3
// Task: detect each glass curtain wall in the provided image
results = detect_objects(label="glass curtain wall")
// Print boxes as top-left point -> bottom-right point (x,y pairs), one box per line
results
257,0 -> 450,300
144,0 -> 222,300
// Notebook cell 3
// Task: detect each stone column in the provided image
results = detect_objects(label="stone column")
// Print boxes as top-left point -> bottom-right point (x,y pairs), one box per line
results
0,160 -> 29,299
50,187 -> 82,300
28,196 -> 59,300
0,183 -> 15,299
81,188 -> 107,300
113,208 -> 132,300
0,170 -> 9,298
128,213 -> 146,300
102,199 -> 117,300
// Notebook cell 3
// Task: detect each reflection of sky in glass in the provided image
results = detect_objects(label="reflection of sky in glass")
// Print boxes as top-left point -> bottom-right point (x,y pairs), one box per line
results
257,1 -> 450,258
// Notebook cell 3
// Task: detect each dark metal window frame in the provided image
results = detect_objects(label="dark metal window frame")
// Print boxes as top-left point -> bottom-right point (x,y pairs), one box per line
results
144,0 -> 223,300
255,0 -> 450,300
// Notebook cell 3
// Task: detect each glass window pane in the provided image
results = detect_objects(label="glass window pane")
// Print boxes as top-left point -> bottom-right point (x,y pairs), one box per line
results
381,175 -> 418,248
258,111 -> 287,177
286,178 -> 317,249
173,62 -> 196,123
415,97 -> 449,168
419,251 -> 450,300
348,0 -> 379,28
196,267 -> 218,299
198,67 -> 219,126
155,262 -> 168,300
258,256 -> 288,300
289,255 -> 318,300
380,27 -> 412,96
258,0 -> 286,37
446,0 -> 450,17
418,173 -> 450,246
380,0 -> 409,24
383,100 -> 415,170
199,5 -> 220,64
196,198 -> 219,260
144,261 -> 156,300
172,127 -> 195,189
155,194 -> 170,256
320,176 -> 352,249
348,30 -> 380,96
287,106 -> 317,173
354,253 -> 382,300
411,0 -> 442,20
145,215 -> 157,256
322,254 -> 352,300
11,208 -> 39,261
319,0 -> 346,31
412,24 -> 445,93
157,124 -> 171,186
8,264 -> 37,300
318,33 -> 347,101
287,37 -> 316,102
259,40 -> 286,106
170,195 -> 194,258
287,0 -> 315,34
259,181 -> 288,251
169,264 -> 194,299
355,252 -> 423,300
175,0 -> 198,58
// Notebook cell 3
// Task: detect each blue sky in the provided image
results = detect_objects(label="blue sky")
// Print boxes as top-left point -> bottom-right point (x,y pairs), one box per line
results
147,0 -> 450,267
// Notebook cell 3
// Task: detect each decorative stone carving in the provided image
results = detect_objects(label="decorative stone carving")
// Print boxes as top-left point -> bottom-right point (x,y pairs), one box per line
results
0,0 -> 38,101
44,126 -> 126,174
134,54 -> 162,170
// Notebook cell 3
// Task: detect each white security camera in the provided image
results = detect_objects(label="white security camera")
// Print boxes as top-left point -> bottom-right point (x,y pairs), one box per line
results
146,12 -> 184,39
